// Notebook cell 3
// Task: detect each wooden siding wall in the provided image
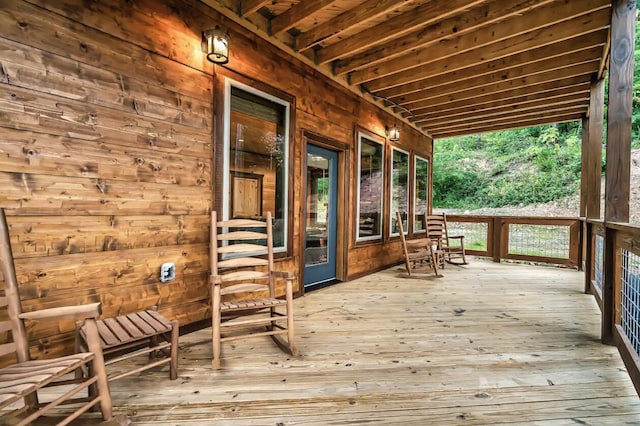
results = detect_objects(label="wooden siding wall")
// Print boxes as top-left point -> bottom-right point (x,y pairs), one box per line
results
0,0 -> 431,360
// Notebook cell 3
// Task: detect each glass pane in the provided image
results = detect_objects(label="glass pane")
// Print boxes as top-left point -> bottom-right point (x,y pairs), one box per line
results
306,153 -> 329,266
229,87 -> 287,248
391,149 -> 409,235
414,157 -> 429,231
358,136 -> 384,240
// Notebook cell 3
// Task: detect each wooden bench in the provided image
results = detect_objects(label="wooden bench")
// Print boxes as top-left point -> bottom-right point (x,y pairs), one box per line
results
76,308 -> 178,382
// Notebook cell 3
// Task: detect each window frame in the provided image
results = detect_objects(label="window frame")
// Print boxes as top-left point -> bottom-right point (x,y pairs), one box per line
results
355,130 -> 385,243
413,154 -> 430,235
222,77 -> 292,254
389,146 -> 410,238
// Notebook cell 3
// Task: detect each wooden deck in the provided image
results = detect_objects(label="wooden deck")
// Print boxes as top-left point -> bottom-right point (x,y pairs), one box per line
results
50,259 -> 640,424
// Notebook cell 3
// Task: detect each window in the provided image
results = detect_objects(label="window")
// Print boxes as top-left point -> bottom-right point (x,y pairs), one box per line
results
414,155 -> 429,232
390,148 -> 409,236
356,132 -> 384,241
224,82 -> 289,250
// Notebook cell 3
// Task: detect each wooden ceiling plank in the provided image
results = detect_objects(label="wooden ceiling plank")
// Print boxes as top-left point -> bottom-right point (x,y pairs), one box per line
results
334,0 -> 554,76
409,74 -> 594,118
296,0 -> 407,52
421,95 -> 590,128
429,113 -> 582,139
427,103 -> 587,133
270,0 -> 338,35
373,30 -> 607,98
350,0 -> 611,85
392,46 -> 602,107
241,0 -> 272,16
403,61 -> 598,113
315,0 -> 488,64
412,88 -> 590,124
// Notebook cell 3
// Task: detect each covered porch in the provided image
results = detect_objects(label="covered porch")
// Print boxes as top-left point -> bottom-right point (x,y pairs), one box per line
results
101,259 -> 639,424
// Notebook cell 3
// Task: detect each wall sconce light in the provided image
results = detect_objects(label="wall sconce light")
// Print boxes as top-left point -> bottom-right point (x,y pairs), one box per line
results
202,26 -> 229,64
386,124 -> 400,142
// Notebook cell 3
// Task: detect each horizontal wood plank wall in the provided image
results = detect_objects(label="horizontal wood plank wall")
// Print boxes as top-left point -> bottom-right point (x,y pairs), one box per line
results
0,0 -> 431,361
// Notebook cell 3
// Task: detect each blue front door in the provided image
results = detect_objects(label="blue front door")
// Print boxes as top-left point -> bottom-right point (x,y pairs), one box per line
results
304,145 -> 338,287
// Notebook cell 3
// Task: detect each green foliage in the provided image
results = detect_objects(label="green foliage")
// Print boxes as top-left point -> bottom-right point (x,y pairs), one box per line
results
433,124 -> 583,209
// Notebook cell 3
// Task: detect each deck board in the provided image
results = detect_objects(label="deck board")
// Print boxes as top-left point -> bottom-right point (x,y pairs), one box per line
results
30,259 -> 640,424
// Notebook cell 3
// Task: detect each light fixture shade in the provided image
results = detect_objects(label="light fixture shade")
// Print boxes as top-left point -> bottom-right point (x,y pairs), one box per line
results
202,27 -> 229,64
388,125 -> 400,142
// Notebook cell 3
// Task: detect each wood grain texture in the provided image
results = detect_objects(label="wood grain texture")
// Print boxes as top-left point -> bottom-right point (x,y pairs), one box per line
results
46,259 -> 640,424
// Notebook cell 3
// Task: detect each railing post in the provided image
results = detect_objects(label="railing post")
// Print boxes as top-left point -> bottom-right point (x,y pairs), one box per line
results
584,221 -> 593,294
577,219 -> 584,272
602,227 -> 617,345
492,217 -> 502,263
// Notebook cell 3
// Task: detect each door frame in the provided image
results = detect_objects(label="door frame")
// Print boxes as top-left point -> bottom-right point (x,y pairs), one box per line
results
300,130 -> 349,295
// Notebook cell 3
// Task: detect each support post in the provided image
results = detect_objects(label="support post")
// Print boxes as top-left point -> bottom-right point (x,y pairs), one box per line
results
602,0 -> 636,345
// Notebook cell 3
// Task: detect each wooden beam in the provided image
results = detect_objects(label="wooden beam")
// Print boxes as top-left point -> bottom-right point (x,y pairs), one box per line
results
404,62 -> 598,115
315,0 -> 487,64
270,0 -> 337,35
373,31 -> 607,98
430,114 -> 582,139
412,87 -> 591,125
350,2 -> 611,84
410,80 -> 591,121
419,95 -> 589,128
586,79 -> 605,221
391,46 -> 603,107
580,115 -> 589,218
335,0 -> 555,75
426,104 -> 586,134
240,0 -> 271,16
604,1 -> 635,224
295,0 -> 406,52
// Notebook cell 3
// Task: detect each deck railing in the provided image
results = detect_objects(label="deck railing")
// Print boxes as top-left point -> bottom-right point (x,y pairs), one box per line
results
585,219 -> 640,395
446,214 -> 640,394
446,215 -> 581,268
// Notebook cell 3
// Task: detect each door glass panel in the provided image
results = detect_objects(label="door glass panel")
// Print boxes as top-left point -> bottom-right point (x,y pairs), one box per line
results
306,153 -> 330,266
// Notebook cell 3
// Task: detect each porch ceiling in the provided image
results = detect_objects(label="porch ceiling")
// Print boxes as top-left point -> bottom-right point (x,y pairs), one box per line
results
206,0 -> 611,139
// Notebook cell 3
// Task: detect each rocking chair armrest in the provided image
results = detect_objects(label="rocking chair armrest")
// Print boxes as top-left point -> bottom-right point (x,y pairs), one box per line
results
19,302 -> 102,322
210,275 -> 222,286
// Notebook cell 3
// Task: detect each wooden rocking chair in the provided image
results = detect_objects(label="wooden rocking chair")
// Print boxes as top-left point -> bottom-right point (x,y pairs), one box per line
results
425,213 -> 468,265
0,208 -> 112,425
210,211 -> 298,369
396,212 -> 440,277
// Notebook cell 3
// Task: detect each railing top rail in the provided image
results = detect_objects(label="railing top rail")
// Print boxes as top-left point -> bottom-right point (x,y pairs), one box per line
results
445,214 -> 580,221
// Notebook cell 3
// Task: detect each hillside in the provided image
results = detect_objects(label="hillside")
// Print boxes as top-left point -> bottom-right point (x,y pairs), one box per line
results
439,149 -> 640,226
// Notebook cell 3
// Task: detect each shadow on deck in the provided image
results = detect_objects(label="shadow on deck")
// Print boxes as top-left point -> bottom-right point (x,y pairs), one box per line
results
47,259 -> 640,424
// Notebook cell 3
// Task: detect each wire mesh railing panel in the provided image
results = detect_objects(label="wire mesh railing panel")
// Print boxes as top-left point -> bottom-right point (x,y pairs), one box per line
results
594,234 -> 604,294
446,221 -> 488,251
621,250 -> 640,358
507,224 -> 570,259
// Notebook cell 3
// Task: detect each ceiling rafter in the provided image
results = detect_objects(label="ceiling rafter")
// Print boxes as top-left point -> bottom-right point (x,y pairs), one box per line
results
334,0 -> 554,76
375,31 -> 606,99
413,75 -> 591,119
350,0 -> 611,85
405,62 -> 598,115
240,0 -> 271,16
430,113 -> 582,139
412,88 -> 591,125
392,46 -> 603,107
270,0 -> 338,35
315,0 -> 487,65
427,103 -> 587,133
295,0 -> 407,52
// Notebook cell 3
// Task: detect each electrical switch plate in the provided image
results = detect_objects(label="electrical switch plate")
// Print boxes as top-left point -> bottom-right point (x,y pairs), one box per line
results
160,262 -> 176,283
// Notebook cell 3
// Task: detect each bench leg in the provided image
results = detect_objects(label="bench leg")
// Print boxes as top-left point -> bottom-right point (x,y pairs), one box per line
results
170,320 -> 179,380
